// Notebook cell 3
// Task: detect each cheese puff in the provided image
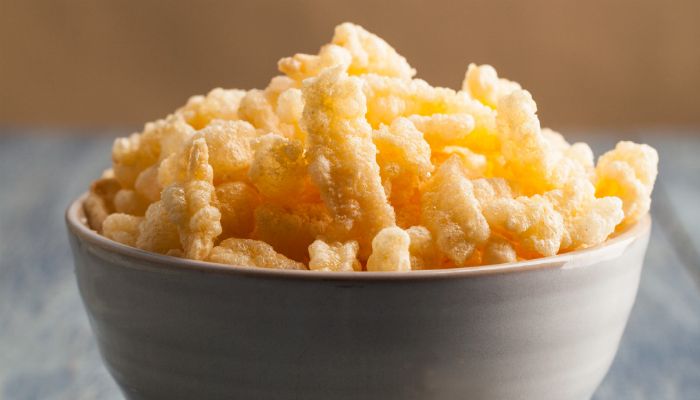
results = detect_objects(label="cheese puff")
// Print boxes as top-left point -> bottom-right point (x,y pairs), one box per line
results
253,203 -> 331,262
238,89 -> 282,133
279,44 -> 352,82
136,201 -> 181,254
546,179 -> 623,251
134,165 -> 161,203
114,189 -> 150,216
209,238 -> 306,270
541,128 -> 595,174
84,177 -> 121,232
102,213 -> 143,247
482,235 -> 517,265
462,64 -> 521,108
366,226 -> 411,272
308,239 -> 362,272
161,138 -> 222,260
405,226 -> 441,269
373,118 -> 433,210
302,67 -> 396,257
196,119 -> 258,184
421,156 -> 490,265
331,22 -> 415,79
112,115 -> 194,188
595,141 -> 658,224
248,134 -> 310,204
481,194 -> 564,258
177,88 -> 247,130
216,181 -> 261,238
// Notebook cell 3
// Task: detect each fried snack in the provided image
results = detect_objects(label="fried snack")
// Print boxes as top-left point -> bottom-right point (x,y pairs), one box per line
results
238,89 -> 281,133
308,239 -> 361,272
595,141 -> 658,225
421,156 -> 490,265
216,181 -> 260,238
209,238 -> 306,270
196,120 -> 258,184
113,189 -> 150,216
279,22 -> 414,82
482,236 -> 517,265
161,138 -> 222,260
136,201 -> 181,254
248,134 -> 310,204
373,118 -> 433,227
84,176 -> 121,233
177,88 -> 247,130
405,226 -> 441,270
462,63 -> 521,109
253,203 -> 331,262
102,213 -> 143,247
366,227 -> 411,272
302,67 -> 395,256
112,114 -> 194,188
91,22 -> 658,272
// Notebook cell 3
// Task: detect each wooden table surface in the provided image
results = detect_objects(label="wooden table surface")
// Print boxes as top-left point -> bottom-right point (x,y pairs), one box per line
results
1,129 -> 698,400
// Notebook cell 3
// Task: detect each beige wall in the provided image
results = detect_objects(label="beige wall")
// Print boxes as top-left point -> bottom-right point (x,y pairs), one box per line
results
1,0 -> 699,130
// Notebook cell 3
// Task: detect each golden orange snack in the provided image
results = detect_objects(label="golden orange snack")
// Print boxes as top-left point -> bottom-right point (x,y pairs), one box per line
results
87,22 -> 658,271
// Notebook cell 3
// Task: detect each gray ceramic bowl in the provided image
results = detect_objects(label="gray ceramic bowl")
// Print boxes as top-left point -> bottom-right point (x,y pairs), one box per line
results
66,194 -> 651,400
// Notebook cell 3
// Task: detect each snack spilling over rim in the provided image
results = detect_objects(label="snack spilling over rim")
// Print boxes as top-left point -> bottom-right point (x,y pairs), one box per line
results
80,22 -> 658,272
68,193 -> 651,279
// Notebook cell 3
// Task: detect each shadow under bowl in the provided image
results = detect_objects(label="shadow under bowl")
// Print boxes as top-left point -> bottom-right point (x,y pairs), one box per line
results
66,194 -> 651,400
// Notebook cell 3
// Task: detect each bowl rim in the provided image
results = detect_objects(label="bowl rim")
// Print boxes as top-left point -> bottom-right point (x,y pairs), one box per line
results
66,193 -> 651,280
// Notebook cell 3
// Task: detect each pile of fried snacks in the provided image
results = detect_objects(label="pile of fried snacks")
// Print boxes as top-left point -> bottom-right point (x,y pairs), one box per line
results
85,23 -> 658,272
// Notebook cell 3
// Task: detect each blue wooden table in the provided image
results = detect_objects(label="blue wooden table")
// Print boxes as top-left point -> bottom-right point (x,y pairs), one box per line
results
1,129 -> 698,399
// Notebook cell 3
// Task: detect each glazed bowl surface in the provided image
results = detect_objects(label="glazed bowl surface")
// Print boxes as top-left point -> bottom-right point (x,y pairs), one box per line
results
66,194 -> 651,400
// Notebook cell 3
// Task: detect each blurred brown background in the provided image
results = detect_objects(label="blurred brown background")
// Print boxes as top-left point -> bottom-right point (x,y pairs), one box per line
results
1,0 -> 699,130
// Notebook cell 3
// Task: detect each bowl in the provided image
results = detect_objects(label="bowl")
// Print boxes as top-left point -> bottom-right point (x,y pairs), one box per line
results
66,193 -> 651,400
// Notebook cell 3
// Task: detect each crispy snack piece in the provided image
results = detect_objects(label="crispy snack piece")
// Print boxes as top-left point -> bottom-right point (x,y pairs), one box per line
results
238,89 -> 281,133
209,238 -> 306,270
408,114 -> 475,149
361,74 -> 496,133
197,120 -> 258,185
216,181 -> 260,238
102,213 -> 143,247
332,22 -> 415,79
462,63 -> 521,109
134,165 -> 161,203
84,177 -> 121,232
546,179 -> 623,251
161,138 -> 222,260
308,240 -> 361,272
373,118 -> 433,227
421,156 -> 490,264
405,226 -> 440,270
595,141 -> 658,225
136,201 -> 181,254
248,134 -> 312,204
113,189 -> 150,216
276,88 -> 306,141
177,88 -> 247,130
482,235 -> 517,265
366,226 -> 411,272
302,67 -> 395,257
279,22 -> 414,82
112,114 -> 194,188
253,203 -> 331,262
